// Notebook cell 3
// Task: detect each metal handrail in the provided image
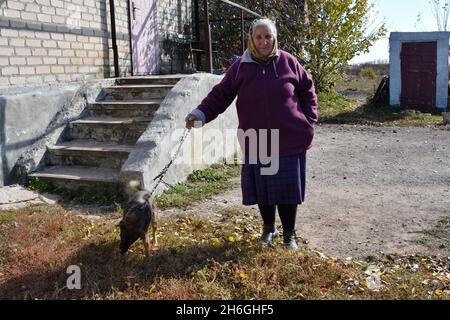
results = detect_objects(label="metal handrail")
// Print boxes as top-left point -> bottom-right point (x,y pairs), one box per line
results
219,0 -> 262,18
195,0 -> 264,72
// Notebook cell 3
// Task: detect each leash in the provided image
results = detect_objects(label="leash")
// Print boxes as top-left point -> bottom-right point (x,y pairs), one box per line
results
150,127 -> 191,196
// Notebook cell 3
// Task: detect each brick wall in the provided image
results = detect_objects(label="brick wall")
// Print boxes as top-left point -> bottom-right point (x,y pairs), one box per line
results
0,0 -> 131,86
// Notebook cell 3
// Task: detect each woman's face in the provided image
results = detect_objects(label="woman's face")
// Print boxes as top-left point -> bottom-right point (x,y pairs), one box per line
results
252,25 -> 274,57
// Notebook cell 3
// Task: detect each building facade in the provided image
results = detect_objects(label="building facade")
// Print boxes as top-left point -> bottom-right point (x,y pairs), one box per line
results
0,0 -> 194,87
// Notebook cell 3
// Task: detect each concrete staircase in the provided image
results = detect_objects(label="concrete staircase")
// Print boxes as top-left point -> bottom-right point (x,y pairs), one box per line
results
28,75 -> 183,190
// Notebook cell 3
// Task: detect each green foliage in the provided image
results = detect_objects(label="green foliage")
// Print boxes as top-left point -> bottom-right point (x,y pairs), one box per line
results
27,177 -> 54,193
207,1 -> 385,91
272,0 -> 386,92
318,91 -> 357,119
58,186 -> 124,206
188,168 -> 229,182
156,164 -> 241,210
27,176 -> 123,206
0,211 -> 17,222
318,91 -> 446,127
359,67 -> 377,79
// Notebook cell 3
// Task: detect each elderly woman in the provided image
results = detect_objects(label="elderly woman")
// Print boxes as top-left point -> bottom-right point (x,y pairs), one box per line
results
185,18 -> 318,250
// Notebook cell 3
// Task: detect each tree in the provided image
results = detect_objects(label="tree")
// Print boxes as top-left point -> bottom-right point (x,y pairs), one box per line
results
272,0 -> 386,92
416,0 -> 450,31
268,0 -> 307,61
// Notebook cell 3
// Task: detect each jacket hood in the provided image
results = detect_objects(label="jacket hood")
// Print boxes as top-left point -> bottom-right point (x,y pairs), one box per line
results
236,49 -> 281,80
240,49 -> 280,64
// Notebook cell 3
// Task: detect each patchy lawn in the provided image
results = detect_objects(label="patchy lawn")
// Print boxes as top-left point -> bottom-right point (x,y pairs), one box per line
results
0,203 -> 449,300
330,66 -> 449,130
1,85 -> 449,299
318,92 -> 450,130
156,163 -> 241,210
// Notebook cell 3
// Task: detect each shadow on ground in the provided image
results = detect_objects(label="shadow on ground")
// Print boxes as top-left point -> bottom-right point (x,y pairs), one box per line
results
0,240 -> 247,299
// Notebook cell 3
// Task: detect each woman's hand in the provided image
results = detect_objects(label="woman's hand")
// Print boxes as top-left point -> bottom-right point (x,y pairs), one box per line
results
185,113 -> 199,129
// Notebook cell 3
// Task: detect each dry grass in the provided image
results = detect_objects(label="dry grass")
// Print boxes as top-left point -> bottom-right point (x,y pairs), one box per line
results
156,163 -> 241,210
336,74 -> 382,96
318,91 -> 450,130
328,64 -> 450,130
0,205 -> 449,300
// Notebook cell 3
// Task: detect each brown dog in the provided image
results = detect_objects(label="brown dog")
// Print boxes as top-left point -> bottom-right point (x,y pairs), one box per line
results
118,181 -> 157,256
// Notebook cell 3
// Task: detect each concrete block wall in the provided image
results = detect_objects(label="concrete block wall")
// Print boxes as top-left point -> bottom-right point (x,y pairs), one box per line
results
0,0 -> 131,86
0,78 -> 115,186
121,74 -> 240,194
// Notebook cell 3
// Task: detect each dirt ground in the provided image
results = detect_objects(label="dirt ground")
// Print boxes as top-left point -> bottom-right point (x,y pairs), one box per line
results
2,123 -> 448,260
161,124 -> 450,259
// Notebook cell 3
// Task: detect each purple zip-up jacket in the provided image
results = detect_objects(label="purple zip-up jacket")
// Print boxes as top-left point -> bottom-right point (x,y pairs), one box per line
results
192,49 -> 318,157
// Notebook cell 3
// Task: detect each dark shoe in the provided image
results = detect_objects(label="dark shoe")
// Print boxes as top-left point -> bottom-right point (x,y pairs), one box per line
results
283,230 -> 298,251
260,226 -> 279,245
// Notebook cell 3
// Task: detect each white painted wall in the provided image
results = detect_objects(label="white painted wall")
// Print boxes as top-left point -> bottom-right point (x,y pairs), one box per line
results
389,32 -> 450,109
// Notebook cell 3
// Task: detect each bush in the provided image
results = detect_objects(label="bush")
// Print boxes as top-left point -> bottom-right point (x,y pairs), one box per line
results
359,67 -> 377,79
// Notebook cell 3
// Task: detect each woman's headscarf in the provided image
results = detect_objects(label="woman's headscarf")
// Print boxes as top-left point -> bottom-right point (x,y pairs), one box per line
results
247,18 -> 278,63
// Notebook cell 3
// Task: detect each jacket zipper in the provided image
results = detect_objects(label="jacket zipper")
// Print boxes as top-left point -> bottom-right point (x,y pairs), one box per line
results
262,64 -> 271,139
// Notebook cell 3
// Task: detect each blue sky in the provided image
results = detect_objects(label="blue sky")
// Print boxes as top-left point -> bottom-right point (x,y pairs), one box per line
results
350,0 -> 441,64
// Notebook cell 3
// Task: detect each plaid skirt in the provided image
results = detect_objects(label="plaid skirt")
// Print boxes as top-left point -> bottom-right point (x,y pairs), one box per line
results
241,152 -> 307,205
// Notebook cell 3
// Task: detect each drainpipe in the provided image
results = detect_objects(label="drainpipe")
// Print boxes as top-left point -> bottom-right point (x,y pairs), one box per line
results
109,0 -> 120,78
126,0 -> 133,76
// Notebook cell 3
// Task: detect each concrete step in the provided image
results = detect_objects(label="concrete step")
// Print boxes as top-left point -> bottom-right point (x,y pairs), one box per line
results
90,100 -> 161,118
115,75 -> 184,86
48,140 -> 134,169
102,84 -> 174,101
29,165 -> 121,189
69,116 -> 150,144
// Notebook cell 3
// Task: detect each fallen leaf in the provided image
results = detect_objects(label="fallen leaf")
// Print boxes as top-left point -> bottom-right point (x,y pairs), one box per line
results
211,238 -> 221,246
